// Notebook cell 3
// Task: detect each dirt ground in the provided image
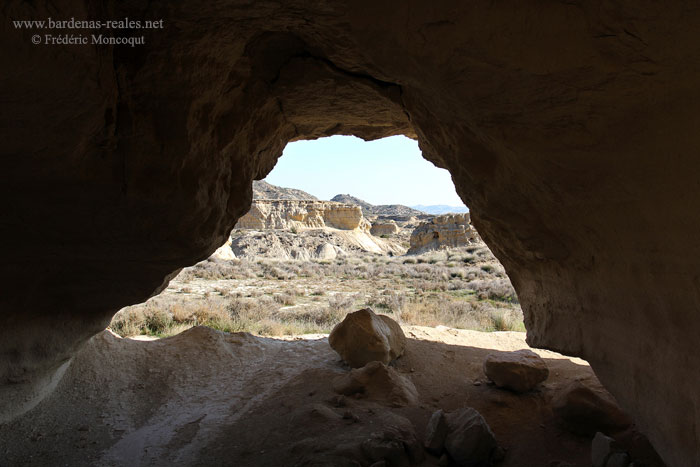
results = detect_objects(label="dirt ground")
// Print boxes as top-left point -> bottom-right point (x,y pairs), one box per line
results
0,325 -> 663,467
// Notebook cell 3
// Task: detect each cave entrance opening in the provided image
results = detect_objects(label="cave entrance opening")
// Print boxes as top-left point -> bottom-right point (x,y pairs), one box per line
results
108,135 -> 524,341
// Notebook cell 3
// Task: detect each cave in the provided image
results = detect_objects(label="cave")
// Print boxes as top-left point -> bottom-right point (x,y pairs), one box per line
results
2,1 -> 700,466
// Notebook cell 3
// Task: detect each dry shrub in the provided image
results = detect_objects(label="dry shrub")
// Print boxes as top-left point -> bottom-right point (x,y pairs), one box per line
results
144,308 -> 172,334
110,307 -> 146,337
327,293 -> 357,312
109,244 -> 525,338
386,295 -> 524,332
273,293 -> 295,306
292,306 -> 345,328
466,279 -> 519,303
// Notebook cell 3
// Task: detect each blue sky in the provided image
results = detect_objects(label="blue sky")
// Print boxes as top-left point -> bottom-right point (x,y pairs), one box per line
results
264,135 -> 467,207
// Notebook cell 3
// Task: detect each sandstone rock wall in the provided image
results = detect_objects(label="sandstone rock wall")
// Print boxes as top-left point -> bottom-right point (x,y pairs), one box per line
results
234,200 -> 368,231
370,220 -> 399,236
408,214 -> 478,254
2,2 -> 700,465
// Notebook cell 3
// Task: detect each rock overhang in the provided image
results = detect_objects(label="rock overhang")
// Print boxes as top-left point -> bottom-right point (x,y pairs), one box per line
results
2,2 -> 700,465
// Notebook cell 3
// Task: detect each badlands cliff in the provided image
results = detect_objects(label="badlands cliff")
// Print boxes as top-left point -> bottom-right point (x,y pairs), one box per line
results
408,214 -> 479,254
235,199 -> 369,231
230,198 -> 404,258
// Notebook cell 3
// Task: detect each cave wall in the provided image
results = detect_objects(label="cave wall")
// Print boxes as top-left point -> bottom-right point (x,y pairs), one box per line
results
2,1 -> 699,465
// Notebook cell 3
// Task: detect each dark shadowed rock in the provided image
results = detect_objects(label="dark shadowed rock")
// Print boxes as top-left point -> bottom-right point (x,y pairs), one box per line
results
361,414 -> 423,467
483,349 -> 549,393
592,432 -> 631,467
329,309 -> 406,368
553,381 -> 632,436
444,408 -> 498,467
593,432 -> 616,467
424,409 -> 449,455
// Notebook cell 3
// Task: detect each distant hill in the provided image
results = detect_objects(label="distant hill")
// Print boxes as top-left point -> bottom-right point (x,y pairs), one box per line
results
411,204 -> 469,215
331,194 -> 425,217
253,181 -> 317,200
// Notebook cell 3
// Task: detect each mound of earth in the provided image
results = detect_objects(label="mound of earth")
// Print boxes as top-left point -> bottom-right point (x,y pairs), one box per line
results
0,326 -> 663,467
411,205 -> 470,215
253,180 -> 318,200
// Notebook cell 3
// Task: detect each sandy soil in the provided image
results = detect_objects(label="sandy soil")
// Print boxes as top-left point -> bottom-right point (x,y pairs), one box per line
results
0,326 -> 663,466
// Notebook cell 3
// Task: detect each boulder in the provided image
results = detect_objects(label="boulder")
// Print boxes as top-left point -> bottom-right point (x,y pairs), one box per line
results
444,408 -> 499,467
553,381 -> 632,436
483,349 -> 549,393
329,308 -> 406,367
424,409 -> 449,455
360,414 -> 423,467
315,243 -> 338,260
592,432 -> 617,467
592,432 -> 631,467
332,361 -> 418,407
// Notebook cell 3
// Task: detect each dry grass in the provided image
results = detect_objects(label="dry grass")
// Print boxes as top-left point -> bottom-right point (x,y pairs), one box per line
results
109,245 -> 525,338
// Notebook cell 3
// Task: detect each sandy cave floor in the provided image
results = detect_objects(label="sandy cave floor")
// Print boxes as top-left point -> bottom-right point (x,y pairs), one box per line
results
0,326 -> 663,467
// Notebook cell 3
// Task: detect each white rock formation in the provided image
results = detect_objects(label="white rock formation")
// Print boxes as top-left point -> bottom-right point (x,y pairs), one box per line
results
235,199 -> 369,231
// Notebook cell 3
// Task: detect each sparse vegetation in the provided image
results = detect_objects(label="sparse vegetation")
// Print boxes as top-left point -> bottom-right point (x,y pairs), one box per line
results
109,245 -> 524,338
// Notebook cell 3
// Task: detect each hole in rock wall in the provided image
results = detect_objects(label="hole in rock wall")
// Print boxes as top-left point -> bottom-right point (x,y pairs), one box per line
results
78,135 -> 662,466
6,138 -> 666,467
109,134 -> 524,339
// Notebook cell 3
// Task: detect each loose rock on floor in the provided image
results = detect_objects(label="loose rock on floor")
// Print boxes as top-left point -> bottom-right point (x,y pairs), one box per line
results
483,349 -> 549,393
329,308 -> 406,367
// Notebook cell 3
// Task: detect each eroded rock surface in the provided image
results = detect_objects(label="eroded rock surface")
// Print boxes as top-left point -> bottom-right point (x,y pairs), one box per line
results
0,326 -> 666,467
235,200 -> 368,231
332,360 -> 419,407
407,214 -> 479,254
2,2 -> 700,464
370,220 -> 400,236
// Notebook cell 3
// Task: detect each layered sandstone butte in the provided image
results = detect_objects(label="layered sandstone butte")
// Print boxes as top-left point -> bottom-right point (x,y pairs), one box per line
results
2,2 -> 700,465
234,199 -> 369,231
370,220 -> 399,236
408,214 -> 478,254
